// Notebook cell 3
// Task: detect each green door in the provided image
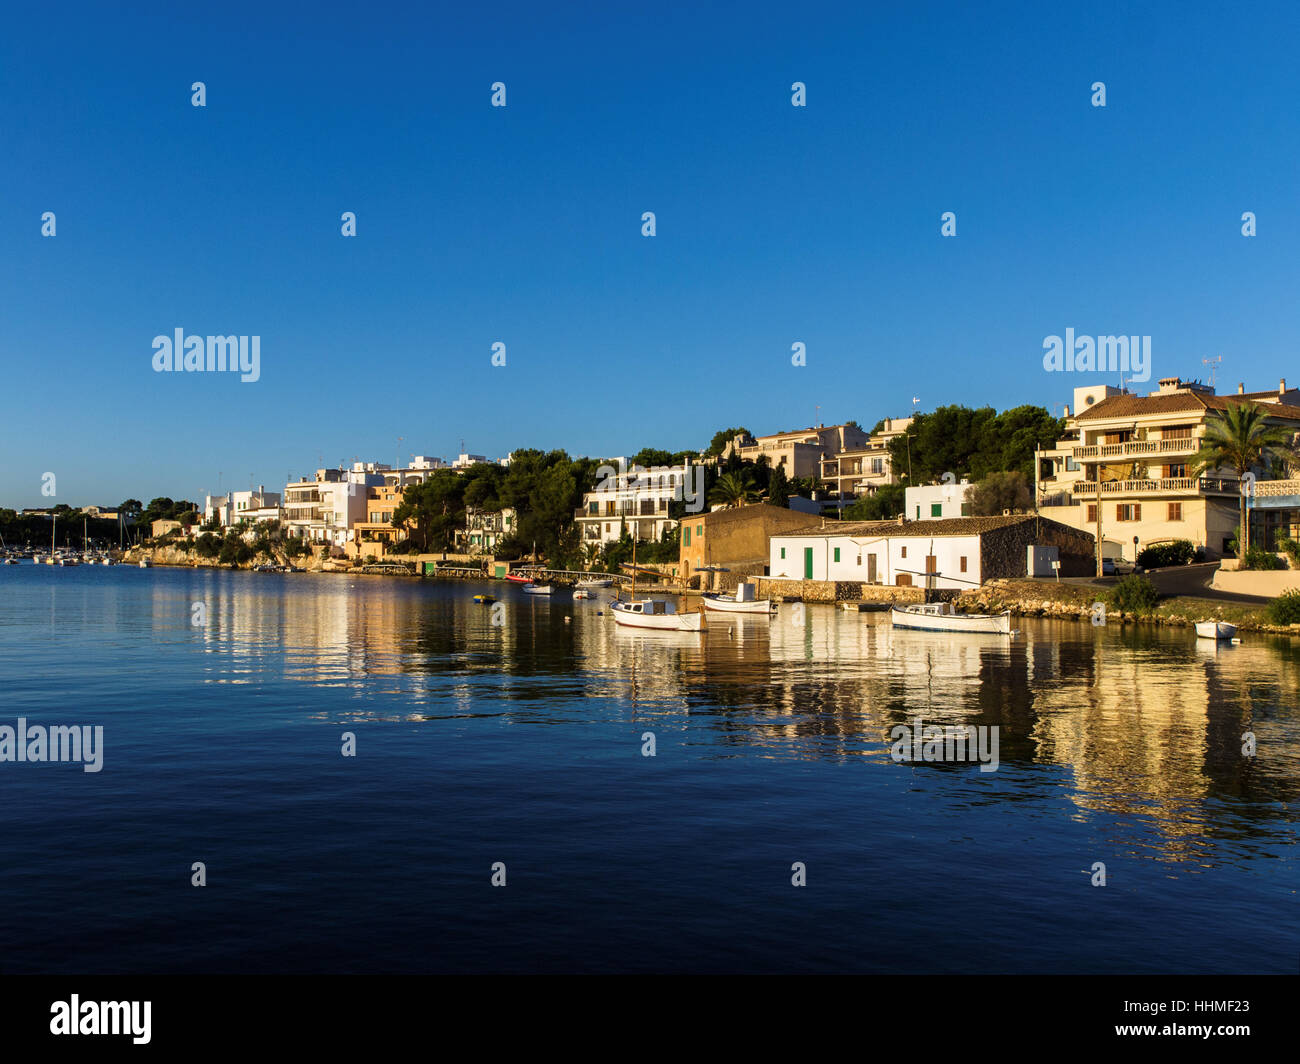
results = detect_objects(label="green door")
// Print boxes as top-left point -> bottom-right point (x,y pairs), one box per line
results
494,564 -> 506,578
803,547 -> 814,579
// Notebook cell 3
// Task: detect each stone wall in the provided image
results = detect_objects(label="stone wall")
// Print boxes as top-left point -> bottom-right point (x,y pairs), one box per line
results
981,518 -> 1095,579
755,578 -> 925,604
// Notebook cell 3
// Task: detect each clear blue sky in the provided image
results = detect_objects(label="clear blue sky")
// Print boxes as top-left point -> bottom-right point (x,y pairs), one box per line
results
3,0 -> 1298,507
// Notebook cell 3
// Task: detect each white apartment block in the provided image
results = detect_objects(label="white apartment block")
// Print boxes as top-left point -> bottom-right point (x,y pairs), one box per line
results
574,460 -> 700,545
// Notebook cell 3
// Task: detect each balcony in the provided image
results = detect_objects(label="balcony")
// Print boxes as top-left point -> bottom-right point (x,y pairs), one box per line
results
1072,438 -> 1197,460
1072,476 -> 1238,496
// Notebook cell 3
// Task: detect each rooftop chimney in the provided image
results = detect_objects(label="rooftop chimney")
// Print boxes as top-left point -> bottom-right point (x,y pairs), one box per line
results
1238,382 -> 1244,394
1281,378 -> 1288,394
1063,404 -> 1070,417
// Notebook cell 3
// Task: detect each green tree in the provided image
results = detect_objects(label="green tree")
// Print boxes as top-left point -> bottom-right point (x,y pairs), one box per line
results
842,483 -> 904,520
707,427 -> 749,457
968,471 -> 1032,515
709,471 -> 758,508
767,464 -> 790,507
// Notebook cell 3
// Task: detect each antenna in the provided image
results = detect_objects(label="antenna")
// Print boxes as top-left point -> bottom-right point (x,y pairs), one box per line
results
1202,355 -> 1222,388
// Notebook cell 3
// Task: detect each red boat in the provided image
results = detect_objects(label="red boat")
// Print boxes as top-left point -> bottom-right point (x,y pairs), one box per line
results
505,573 -> 533,584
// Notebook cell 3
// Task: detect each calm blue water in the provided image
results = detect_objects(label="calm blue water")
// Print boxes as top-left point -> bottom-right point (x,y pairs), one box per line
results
0,564 -> 1295,973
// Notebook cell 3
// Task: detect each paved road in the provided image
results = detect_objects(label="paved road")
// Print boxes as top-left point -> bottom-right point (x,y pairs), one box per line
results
1057,562 -> 1271,605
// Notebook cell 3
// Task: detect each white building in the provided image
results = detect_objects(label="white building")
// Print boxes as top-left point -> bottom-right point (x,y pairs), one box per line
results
904,481 -> 972,521
768,515 -> 1095,589
451,452 -> 489,470
458,507 -> 517,552
283,468 -> 385,546
575,459 -> 701,545
203,487 -> 283,527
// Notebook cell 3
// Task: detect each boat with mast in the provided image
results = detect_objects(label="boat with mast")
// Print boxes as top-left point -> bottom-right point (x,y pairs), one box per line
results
610,537 -> 703,632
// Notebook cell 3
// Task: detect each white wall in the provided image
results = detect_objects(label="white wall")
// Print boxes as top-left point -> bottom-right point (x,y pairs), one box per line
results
905,482 -> 971,520
769,532 -> 984,588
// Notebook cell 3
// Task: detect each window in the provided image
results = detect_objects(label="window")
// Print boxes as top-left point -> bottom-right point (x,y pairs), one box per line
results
960,503 -> 970,517
1087,504 -> 1097,523
1165,463 -> 1187,478
1168,502 -> 1182,521
833,547 -> 840,563
901,546 -> 907,558
684,527 -> 691,546
1116,504 -> 1142,522
871,458 -> 884,474
915,506 -> 921,519
931,503 -> 942,517
697,524 -> 703,536
780,547 -> 786,559
960,556 -> 968,572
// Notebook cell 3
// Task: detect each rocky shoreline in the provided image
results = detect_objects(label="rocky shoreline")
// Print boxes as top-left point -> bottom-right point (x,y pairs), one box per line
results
955,578 -> 1299,635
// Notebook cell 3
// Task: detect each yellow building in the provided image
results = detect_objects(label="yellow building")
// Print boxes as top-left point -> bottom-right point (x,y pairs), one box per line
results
1036,379 -> 1300,561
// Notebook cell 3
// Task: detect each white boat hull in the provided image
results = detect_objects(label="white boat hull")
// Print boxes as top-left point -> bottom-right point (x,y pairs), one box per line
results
1195,621 -> 1238,640
890,604 -> 1013,635
575,578 -> 612,589
611,601 -> 703,631
703,595 -> 774,614
523,585 -> 552,595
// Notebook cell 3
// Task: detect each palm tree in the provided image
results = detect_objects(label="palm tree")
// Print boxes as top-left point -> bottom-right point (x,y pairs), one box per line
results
1192,403 -> 1293,555
708,471 -> 758,509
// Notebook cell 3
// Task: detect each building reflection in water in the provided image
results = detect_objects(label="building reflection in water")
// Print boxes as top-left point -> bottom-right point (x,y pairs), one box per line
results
181,577 -> 1299,859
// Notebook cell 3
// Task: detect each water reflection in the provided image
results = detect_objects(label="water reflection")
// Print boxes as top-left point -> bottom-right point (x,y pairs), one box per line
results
168,573 -> 1299,858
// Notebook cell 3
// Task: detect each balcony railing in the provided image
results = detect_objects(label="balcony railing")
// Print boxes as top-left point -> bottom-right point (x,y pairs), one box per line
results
1072,438 -> 1197,460
1072,476 -> 1237,496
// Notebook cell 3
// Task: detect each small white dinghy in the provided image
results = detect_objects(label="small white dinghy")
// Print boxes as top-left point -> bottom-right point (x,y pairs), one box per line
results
522,584 -> 552,595
890,602 -> 1014,636
575,577 -> 612,589
703,583 -> 774,615
611,599 -> 704,631
1195,620 -> 1238,640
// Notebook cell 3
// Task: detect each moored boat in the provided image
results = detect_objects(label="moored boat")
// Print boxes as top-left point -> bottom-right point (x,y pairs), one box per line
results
573,589 -> 593,600
138,558 -> 152,568
522,584 -> 553,595
1195,620 -> 1238,640
611,598 -> 704,631
890,602 -> 1014,635
575,577 -> 613,589
702,587 -> 775,614
472,593 -> 496,604
505,573 -> 533,584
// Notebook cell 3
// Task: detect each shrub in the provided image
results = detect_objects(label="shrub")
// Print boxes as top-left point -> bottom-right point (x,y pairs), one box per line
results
1266,589 -> 1300,625
1278,538 -> 1300,567
196,533 -> 221,559
1136,540 -> 1195,569
1108,574 -> 1160,614
1241,547 -> 1285,570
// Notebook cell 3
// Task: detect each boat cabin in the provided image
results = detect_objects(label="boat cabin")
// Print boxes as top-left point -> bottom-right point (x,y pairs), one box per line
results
622,600 -> 677,615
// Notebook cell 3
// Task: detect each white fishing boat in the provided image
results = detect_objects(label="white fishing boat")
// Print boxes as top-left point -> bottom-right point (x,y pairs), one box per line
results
611,598 -> 704,631
575,577 -> 613,589
1195,620 -> 1238,641
890,602 -> 1014,635
573,589 -> 593,600
610,537 -> 703,631
522,583 -> 552,595
702,583 -> 774,615
138,558 -> 152,569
